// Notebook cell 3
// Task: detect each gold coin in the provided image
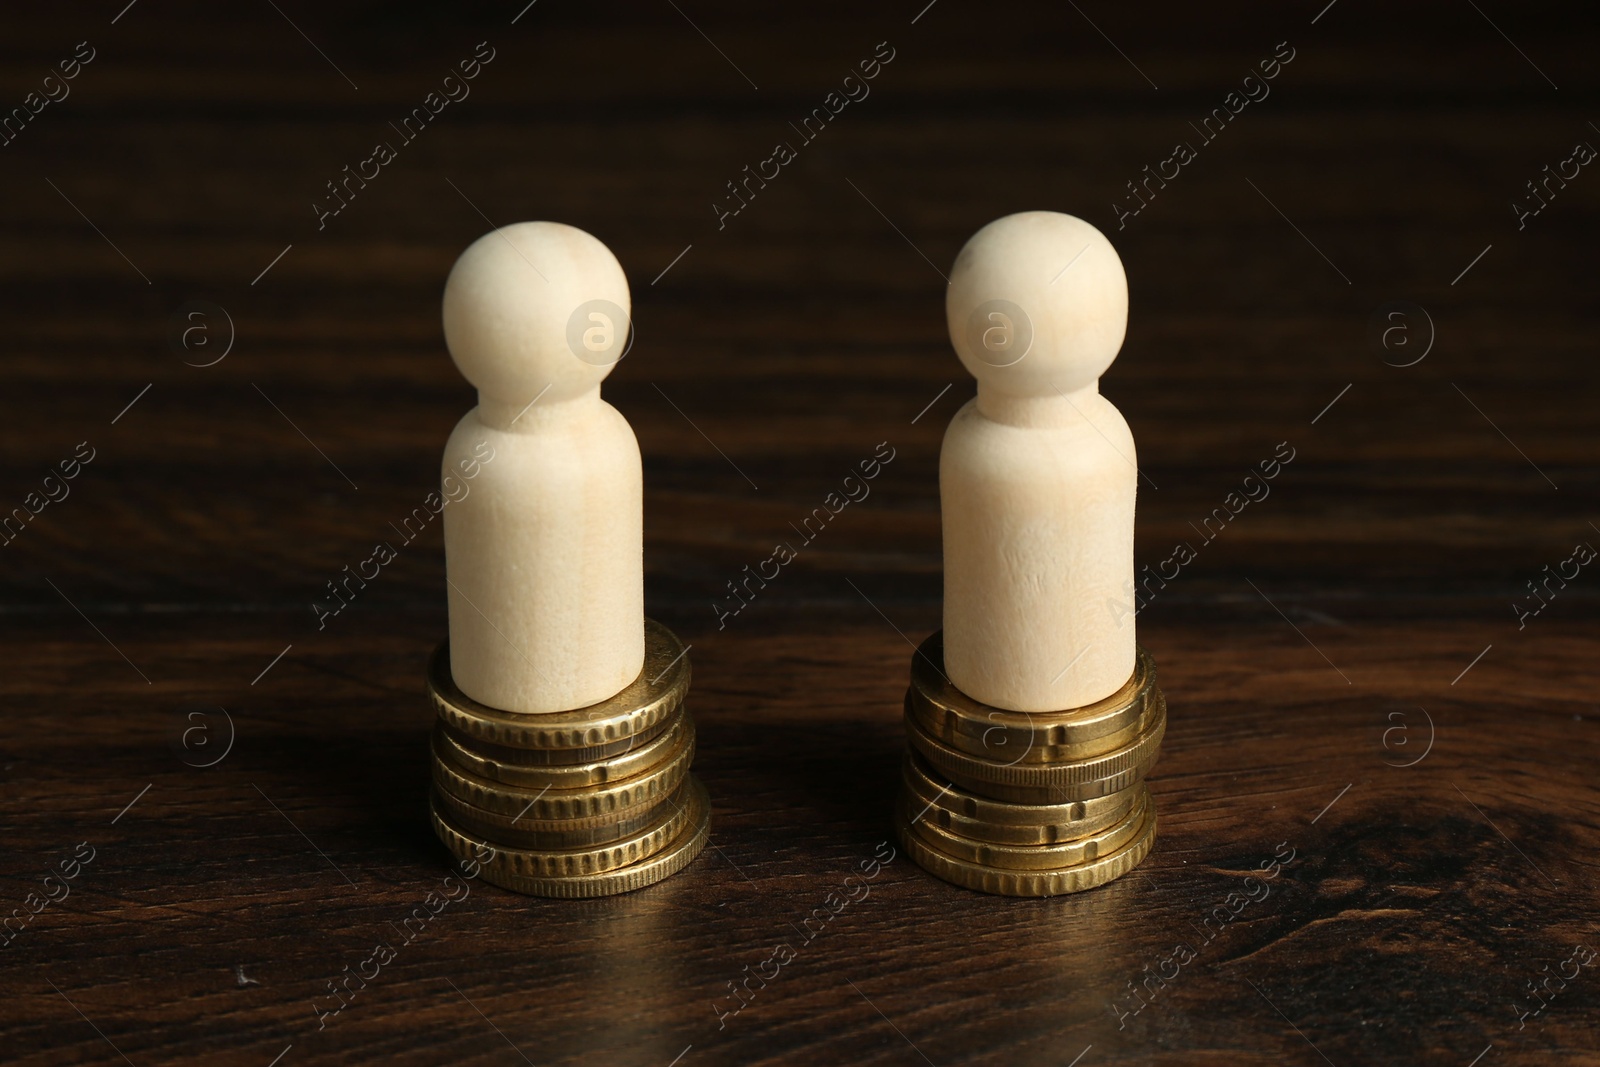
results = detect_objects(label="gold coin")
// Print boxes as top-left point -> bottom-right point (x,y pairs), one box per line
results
901,754 -> 1140,845
431,783 -> 693,879
906,688 -> 1151,766
938,753 -> 1156,804
428,618 -> 690,749
903,785 -> 1149,870
434,775 -> 712,898
452,721 -> 673,767
435,710 -> 689,790
897,797 -> 1157,896
904,690 -> 1164,792
431,785 -> 673,846
432,723 -> 693,821
907,633 -> 1157,760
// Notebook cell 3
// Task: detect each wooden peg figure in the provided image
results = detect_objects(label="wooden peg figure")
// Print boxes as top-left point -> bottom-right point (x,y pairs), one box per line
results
941,211 -> 1138,712
440,221 -> 643,714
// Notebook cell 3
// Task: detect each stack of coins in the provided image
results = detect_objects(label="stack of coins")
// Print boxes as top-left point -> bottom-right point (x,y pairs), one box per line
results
427,619 -> 710,898
895,632 -> 1164,896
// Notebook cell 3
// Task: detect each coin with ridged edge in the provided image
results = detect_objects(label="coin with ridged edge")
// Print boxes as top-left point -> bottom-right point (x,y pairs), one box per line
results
906,685 -> 1150,766
904,691 -> 1164,792
903,785 -> 1150,870
429,618 -> 689,749
449,720 -> 672,767
431,783 -> 693,878
433,775 -> 713,898
910,693 -> 1152,767
432,725 -> 693,821
907,633 -> 1158,760
431,785 -> 675,847
435,709 -> 688,790
939,753 -> 1156,804
901,753 -> 1140,845
896,798 -> 1157,896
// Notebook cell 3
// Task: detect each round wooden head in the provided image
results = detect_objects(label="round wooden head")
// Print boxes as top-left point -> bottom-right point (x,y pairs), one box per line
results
945,211 -> 1128,397
443,221 -> 632,407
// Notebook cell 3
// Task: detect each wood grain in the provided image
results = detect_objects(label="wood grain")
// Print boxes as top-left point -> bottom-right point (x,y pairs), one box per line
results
2,1 -> 1597,1064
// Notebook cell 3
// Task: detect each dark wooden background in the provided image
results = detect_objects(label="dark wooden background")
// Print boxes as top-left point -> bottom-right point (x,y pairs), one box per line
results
2,1 -> 1597,1064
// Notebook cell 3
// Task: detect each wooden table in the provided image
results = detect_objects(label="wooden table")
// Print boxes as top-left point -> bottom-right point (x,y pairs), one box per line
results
3,2 -> 1596,1064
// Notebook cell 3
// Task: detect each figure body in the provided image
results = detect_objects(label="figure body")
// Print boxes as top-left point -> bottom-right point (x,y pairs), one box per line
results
441,222 -> 643,713
941,211 -> 1137,711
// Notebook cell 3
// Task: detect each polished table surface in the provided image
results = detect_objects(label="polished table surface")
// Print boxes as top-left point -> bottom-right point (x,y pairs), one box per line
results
2,2 -> 1597,1064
